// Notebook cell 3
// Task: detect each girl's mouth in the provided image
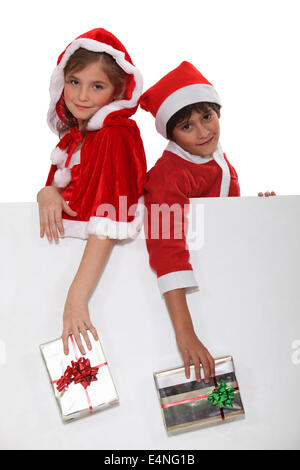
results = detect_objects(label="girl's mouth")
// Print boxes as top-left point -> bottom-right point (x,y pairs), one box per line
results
75,104 -> 91,110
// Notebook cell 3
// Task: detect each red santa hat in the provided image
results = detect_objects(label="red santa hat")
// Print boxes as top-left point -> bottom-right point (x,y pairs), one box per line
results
47,28 -> 143,188
139,61 -> 221,138
47,28 -> 143,135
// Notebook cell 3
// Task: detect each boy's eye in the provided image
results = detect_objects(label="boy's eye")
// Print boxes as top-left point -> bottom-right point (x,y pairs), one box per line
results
70,79 -> 79,86
203,113 -> 212,121
93,84 -> 103,90
182,123 -> 191,131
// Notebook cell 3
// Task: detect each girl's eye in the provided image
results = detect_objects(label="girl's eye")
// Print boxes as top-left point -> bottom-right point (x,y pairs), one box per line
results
182,123 -> 191,131
70,79 -> 79,86
93,84 -> 103,90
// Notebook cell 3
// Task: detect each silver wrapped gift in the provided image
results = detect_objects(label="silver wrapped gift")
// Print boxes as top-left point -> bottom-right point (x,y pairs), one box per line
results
154,355 -> 245,434
40,331 -> 119,422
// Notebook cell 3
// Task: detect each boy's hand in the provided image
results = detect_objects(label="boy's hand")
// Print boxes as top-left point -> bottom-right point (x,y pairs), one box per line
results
175,329 -> 215,383
258,191 -> 276,197
37,186 -> 77,242
62,290 -> 99,356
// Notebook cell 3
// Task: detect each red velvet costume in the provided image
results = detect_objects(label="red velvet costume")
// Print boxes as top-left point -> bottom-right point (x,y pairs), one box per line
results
45,28 -> 147,239
140,62 -> 240,294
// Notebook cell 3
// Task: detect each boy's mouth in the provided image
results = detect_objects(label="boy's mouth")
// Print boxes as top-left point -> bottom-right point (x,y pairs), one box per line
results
197,136 -> 214,146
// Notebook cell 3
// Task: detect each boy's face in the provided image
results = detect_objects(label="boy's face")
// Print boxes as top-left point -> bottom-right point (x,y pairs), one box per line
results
172,109 -> 220,157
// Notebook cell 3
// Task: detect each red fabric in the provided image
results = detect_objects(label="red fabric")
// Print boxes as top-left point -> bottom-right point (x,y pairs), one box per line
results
144,150 -> 240,279
46,116 -> 147,223
139,61 -> 214,117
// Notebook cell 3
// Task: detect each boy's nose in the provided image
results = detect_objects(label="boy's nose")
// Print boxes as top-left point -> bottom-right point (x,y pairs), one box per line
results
197,125 -> 210,139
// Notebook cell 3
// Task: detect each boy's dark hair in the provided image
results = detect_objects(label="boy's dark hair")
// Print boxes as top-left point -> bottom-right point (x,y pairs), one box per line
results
166,102 -> 221,140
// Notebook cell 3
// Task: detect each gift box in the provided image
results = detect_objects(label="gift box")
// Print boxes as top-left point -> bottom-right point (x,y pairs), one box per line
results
40,331 -> 119,422
154,355 -> 245,434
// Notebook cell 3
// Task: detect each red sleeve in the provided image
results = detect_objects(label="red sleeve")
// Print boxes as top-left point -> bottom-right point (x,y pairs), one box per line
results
144,164 -> 193,278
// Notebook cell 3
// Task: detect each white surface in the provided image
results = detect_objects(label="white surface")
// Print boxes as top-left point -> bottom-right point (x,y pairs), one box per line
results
1,0 -> 300,200
0,196 -> 300,449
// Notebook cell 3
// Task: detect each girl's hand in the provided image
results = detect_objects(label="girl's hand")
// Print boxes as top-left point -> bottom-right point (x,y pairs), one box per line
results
258,191 -> 276,197
37,186 -> 77,242
62,290 -> 99,356
175,329 -> 215,383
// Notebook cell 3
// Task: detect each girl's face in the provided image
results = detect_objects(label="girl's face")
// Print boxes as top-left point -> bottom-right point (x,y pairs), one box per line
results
172,109 -> 220,157
64,61 -> 117,124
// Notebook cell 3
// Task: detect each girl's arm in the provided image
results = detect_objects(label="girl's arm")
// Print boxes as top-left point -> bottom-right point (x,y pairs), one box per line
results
164,288 -> 215,382
62,234 -> 115,355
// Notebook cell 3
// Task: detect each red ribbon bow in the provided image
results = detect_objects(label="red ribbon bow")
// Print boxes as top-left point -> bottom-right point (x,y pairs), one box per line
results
56,357 -> 99,392
57,126 -> 83,169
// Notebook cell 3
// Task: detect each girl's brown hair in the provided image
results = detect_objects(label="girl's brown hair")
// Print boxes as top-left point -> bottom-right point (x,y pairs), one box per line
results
57,48 -> 127,135
166,102 -> 221,140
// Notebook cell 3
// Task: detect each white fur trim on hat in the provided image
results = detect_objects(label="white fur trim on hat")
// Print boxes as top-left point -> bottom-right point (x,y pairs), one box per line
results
47,38 -> 143,135
155,84 -> 221,138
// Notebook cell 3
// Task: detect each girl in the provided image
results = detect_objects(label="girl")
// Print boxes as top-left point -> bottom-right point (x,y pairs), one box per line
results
37,28 -> 146,356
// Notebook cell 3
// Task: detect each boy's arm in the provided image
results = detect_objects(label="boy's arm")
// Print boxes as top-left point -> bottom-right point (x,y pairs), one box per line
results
164,288 -> 215,382
62,234 -> 115,355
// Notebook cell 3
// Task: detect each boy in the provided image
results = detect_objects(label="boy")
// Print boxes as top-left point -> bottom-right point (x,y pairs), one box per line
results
140,61 -> 240,384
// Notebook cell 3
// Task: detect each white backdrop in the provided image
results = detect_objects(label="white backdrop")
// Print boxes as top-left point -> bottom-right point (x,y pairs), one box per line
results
0,0 -> 300,201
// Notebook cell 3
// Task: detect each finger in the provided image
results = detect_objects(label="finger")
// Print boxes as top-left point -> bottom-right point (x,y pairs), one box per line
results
49,212 -> 59,242
79,325 -> 92,352
42,210 -> 53,242
73,329 -> 86,356
191,356 -> 201,382
55,211 -> 65,236
183,351 -> 191,379
62,331 -> 69,355
85,322 -> 98,341
200,356 -> 210,383
208,355 -> 216,378
39,213 -> 45,238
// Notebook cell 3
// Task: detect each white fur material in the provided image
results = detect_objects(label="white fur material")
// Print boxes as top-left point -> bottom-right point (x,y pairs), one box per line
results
50,147 -> 67,166
47,38 -> 143,135
54,168 -> 72,188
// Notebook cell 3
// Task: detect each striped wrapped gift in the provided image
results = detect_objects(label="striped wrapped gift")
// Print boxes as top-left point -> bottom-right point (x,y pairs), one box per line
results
154,356 -> 245,434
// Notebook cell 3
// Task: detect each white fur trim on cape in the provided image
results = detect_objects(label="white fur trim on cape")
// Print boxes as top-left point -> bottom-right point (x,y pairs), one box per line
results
50,147 -> 67,166
59,196 -> 145,240
47,38 -> 143,135
155,84 -> 221,138
166,142 -> 230,197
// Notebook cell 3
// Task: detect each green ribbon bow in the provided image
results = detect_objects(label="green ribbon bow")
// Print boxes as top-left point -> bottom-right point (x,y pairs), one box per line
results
207,379 -> 235,409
